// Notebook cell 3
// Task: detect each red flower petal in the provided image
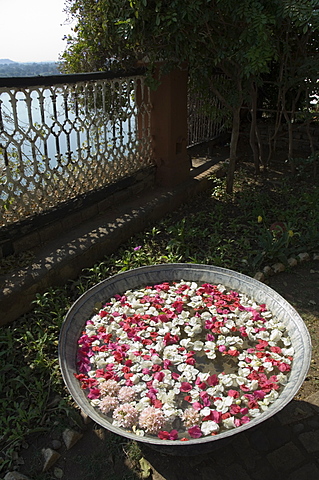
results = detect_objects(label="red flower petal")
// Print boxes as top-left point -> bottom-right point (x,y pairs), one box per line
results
180,382 -> 192,392
188,426 -> 202,438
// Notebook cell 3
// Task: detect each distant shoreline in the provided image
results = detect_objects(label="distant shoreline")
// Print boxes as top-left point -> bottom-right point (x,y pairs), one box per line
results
0,60 -> 60,77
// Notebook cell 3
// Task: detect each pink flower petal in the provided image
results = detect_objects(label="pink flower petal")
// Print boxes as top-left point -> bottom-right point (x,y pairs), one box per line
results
87,388 -> 100,399
228,389 -> 239,398
207,374 -> 219,386
169,429 -> 179,440
240,416 -> 251,424
180,382 -> 192,392
188,426 -> 202,438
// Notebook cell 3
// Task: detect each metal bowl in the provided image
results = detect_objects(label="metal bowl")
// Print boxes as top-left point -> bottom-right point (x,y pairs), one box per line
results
59,264 -> 311,453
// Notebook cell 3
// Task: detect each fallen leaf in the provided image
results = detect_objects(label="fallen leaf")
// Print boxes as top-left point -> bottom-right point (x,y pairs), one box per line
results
139,457 -> 152,479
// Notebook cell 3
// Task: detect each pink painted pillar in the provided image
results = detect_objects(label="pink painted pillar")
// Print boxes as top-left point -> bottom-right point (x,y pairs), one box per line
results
150,65 -> 190,187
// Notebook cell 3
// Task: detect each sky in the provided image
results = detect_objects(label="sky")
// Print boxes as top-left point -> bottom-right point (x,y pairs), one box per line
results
0,0 -> 75,63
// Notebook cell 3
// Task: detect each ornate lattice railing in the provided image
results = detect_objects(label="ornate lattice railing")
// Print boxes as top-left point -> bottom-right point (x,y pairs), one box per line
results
188,75 -> 231,146
0,70 -> 152,226
188,92 -> 229,146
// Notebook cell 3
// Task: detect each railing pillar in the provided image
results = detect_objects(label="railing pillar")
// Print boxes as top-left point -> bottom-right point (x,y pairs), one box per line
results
150,66 -> 190,187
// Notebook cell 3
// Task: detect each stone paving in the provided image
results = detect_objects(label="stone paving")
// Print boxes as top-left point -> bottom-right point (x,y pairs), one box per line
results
140,392 -> 319,479
9,394 -> 319,480
0,157 -> 223,325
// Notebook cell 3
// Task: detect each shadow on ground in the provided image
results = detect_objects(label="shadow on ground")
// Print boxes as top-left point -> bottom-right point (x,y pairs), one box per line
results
139,398 -> 319,480
17,261 -> 319,480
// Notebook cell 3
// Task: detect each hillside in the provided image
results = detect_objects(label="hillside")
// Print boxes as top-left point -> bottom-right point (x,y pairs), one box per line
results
0,61 -> 60,77
0,59 -> 16,65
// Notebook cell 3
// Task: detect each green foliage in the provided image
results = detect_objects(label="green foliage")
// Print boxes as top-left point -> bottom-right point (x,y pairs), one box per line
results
0,289 -> 72,473
251,220 -> 298,270
60,0 -> 319,84
292,153 -> 319,181
1,160 -> 319,474
61,0 -> 278,77
259,0 -> 319,117
283,0 -> 319,31
60,0 -> 319,192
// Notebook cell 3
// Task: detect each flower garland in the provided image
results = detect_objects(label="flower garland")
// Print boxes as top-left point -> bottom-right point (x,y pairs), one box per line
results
75,281 -> 294,441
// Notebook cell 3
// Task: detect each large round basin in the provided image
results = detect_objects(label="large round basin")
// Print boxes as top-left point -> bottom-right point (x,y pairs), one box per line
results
58,264 -> 311,452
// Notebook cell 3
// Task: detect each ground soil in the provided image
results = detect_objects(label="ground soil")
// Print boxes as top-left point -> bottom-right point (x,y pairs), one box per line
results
12,143 -> 319,480
16,260 -> 319,480
268,259 -> 319,401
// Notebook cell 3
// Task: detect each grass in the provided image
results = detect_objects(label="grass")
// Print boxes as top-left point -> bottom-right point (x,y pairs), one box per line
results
0,158 -> 318,476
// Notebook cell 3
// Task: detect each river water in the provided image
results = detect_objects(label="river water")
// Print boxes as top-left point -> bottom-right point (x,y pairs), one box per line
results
0,88 -> 134,171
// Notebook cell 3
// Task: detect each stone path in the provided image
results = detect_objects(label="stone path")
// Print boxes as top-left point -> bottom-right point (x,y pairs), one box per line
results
6,385 -> 319,480
141,392 -> 319,480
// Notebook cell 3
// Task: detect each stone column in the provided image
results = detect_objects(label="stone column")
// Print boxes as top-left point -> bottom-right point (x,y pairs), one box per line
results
150,65 -> 190,187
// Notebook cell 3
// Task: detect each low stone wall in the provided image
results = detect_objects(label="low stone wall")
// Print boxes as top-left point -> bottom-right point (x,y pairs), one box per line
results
0,166 -> 156,259
0,159 -> 224,325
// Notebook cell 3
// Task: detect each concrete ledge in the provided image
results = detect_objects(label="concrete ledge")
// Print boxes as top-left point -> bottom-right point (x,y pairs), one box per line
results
0,167 -> 156,258
0,160 -> 224,326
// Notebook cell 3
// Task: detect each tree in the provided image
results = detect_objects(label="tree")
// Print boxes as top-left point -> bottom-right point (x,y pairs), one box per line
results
60,0 -> 319,191
191,0 -> 278,190
261,1 -> 319,174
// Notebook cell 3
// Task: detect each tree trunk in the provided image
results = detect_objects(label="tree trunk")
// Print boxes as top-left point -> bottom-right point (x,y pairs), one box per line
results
249,80 -> 260,174
283,109 -> 295,175
306,119 -> 317,179
226,105 -> 241,194
255,123 -> 265,170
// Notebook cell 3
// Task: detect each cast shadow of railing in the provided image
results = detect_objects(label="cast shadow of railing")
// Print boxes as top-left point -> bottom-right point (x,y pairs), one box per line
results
139,398 -> 319,480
